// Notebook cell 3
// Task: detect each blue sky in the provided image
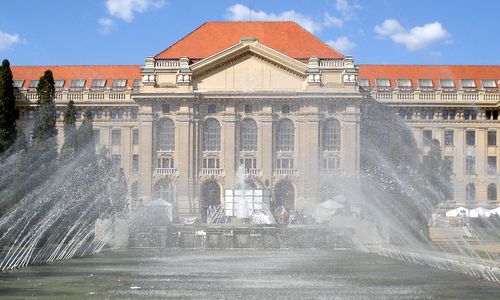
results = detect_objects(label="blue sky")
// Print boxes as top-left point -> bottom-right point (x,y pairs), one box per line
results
1,0 -> 499,66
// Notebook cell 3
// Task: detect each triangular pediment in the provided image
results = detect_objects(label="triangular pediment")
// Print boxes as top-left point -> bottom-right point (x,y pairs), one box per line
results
191,40 -> 308,91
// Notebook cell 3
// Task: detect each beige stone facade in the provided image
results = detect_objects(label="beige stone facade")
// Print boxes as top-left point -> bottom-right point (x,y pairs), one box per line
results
10,22 -> 500,221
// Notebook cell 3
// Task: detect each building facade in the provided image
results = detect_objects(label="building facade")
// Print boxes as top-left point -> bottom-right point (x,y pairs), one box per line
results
10,22 -> 500,220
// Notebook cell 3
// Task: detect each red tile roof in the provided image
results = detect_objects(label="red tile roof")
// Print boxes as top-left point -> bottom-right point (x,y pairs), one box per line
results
155,22 -> 343,60
358,65 -> 500,88
11,65 -> 141,89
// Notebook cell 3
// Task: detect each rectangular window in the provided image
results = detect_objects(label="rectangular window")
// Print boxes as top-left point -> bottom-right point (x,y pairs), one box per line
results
461,79 -> 476,88
133,79 -> 141,87
162,104 -> 170,114
444,130 -> 454,146
486,110 -> 499,120
281,104 -> 290,114
276,158 -> 294,169
466,130 -> 475,146
29,80 -> 39,88
110,109 -> 124,119
111,129 -> 121,146
464,110 -> 477,120
440,79 -> 455,88
112,79 -> 127,88
357,78 -> 369,87
482,79 -> 497,88
423,130 -> 432,146
418,79 -> 433,88
240,158 -> 257,169
76,110 -> 82,119
70,79 -> 86,88
131,108 -> 138,119
13,80 -> 24,88
322,157 -> 340,169
93,129 -> 100,145
328,104 -> 336,114
442,110 -> 456,120
397,79 -> 412,88
466,156 -> 476,175
132,129 -> 139,145
92,79 -> 106,88
54,80 -> 65,88
55,109 -> 61,120
445,156 -> 454,173
28,109 -> 35,119
244,104 -> 253,114
207,104 -> 216,114
488,156 -> 497,175
111,155 -> 121,169
202,158 -> 219,169
488,130 -> 497,146
91,109 -> 103,119
132,154 -> 139,174
158,157 -> 174,169
376,79 -> 390,87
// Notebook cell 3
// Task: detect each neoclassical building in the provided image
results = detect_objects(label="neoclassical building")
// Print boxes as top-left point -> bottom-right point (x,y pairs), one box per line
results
10,22 -> 500,220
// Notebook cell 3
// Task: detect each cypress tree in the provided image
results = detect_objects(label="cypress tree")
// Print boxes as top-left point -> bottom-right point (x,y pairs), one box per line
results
59,100 -> 77,161
32,70 -> 57,161
0,59 -> 17,154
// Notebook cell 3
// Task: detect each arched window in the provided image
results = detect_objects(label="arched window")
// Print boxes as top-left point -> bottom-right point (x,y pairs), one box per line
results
240,118 -> 257,152
157,118 -> 175,151
488,183 -> 497,201
322,119 -> 341,151
131,182 -> 139,199
200,180 -> 221,222
274,180 -> 295,211
466,183 -> 476,202
203,118 -> 220,152
153,179 -> 174,203
276,119 -> 294,152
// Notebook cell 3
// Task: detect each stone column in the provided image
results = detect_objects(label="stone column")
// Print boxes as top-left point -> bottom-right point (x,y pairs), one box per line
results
222,105 -> 237,189
258,107 -> 273,189
138,102 -> 153,201
176,108 -> 194,215
121,126 -> 132,176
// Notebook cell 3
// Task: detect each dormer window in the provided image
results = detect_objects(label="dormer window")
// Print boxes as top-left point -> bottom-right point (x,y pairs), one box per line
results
440,79 -> 455,88
112,79 -> 127,88
13,80 -> 24,88
397,79 -> 412,88
133,79 -> 141,87
29,80 -> 39,88
92,79 -> 106,88
71,79 -> 86,88
482,79 -> 497,88
54,80 -> 65,88
461,79 -> 476,88
357,79 -> 369,87
376,79 -> 390,88
418,79 -> 433,88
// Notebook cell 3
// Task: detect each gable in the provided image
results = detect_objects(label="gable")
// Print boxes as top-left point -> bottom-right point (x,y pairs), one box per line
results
192,51 -> 306,91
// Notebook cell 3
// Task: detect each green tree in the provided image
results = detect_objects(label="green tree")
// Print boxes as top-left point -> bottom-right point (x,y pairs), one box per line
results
0,59 -> 17,154
32,70 -> 57,161
421,139 -> 452,207
59,100 -> 77,161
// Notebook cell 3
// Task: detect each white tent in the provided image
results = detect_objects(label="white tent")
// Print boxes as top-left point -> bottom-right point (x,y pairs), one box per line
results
445,207 -> 469,217
489,207 -> 500,216
469,207 -> 491,218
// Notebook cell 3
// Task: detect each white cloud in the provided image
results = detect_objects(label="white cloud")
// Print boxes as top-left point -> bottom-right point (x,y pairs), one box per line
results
324,12 -> 343,28
225,4 -> 321,34
0,31 -> 21,51
335,0 -> 361,21
105,0 -> 165,22
375,19 -> 451,51
98,18 -> 114,34
326,36 -> 356,52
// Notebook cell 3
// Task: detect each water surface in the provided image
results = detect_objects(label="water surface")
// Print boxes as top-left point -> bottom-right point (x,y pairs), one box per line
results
0,249 -> 499,299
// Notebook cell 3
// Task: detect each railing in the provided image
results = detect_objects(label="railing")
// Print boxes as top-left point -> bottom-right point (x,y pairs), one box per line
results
319,59 -> 344,68
245,169 -> 261,176
155,60 -> 180,69
200,169 -> 224,176
154,168 -> 177,175
273,169 -> 298,176
371,90 -> 500,102
16,89 -> 135,102
321,169 -> 344,175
